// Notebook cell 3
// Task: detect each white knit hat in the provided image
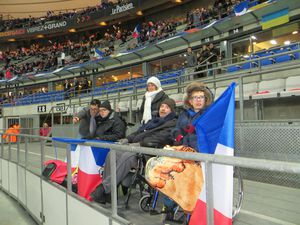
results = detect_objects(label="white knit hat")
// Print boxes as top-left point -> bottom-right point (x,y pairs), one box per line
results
147,76 -> 161,89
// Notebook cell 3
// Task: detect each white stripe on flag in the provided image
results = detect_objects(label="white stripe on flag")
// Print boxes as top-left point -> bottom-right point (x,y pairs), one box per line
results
78,145 -> 100,174
199,143 -> 234,219
70,145 -> 80,168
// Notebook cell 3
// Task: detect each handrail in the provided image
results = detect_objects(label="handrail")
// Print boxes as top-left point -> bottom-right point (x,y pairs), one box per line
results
1,132 -> 300,225
2,133 -> 300,174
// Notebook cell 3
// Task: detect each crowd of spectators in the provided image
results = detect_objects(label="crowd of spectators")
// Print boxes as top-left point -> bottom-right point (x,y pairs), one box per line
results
0,0 -> 264,80
0,0 -> 128,32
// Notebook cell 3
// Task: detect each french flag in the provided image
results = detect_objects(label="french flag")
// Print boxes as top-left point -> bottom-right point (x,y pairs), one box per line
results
190,83 -> 236,225
132,24 -> 140,38
70,142 -> 110,200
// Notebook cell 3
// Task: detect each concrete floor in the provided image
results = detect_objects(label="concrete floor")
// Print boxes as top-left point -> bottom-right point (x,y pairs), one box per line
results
0,190 -> 37,225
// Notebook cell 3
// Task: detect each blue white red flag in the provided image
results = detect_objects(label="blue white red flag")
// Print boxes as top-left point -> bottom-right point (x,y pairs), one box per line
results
71,143 -> 109,200
189,82 -> 236,225
53,138 -> 110,200
132,24 -> 140,38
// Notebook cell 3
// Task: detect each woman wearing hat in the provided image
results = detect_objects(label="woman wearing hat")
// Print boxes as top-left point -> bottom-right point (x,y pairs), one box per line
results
173,81 -> 213,151
140,76 -> 168,124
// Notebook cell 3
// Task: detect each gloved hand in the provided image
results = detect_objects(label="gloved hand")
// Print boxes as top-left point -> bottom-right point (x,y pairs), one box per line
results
117,138 -> 129,145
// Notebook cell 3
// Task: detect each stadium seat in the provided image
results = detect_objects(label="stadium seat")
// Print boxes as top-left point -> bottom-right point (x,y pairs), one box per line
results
117,101 -> 129,112
214,87 -> 227,100
259,53 -> 275,66
169,93 -> 184,107
235,83 -> 258,100
252,79 -> 285,99
227,65 -> 241,73
280,76 -> 300,97
134,99 -> 144,111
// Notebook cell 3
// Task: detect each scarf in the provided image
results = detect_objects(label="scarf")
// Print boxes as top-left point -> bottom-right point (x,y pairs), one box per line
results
138,112 -> 176,132
142,88 -> 162,124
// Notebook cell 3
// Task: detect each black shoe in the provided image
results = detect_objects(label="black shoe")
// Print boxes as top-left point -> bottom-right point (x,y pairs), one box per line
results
90,184 -> 106,204
163,211 -> 175,222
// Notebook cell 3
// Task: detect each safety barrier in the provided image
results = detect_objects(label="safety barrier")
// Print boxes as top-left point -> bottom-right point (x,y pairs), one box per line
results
1,133 -> 300,225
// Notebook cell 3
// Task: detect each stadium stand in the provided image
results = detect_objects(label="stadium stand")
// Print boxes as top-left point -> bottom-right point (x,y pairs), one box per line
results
1,0 -> 300,224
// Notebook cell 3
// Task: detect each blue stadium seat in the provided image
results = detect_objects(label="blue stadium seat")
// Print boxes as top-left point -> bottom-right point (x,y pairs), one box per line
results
260,53 -> 275,66
227,65 -> 241,73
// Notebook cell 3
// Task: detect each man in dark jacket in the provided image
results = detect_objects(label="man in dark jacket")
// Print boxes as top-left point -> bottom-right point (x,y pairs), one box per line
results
94,100 -> 126,141
73,99 -> 101,139
91,98 -> 177,204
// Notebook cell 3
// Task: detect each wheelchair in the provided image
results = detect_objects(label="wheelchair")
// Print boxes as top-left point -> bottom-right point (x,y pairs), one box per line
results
123,154 -> 244,223
138,166 -> 244,222
122,153 -> 154,209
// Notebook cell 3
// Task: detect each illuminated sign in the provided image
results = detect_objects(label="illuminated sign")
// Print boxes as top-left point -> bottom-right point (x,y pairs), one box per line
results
111,3 -> 134,15
27,21 -> 68,33
0,29 -> 26,37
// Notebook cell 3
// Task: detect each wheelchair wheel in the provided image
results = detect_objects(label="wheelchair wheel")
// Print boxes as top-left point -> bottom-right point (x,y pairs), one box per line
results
232,167 -> 244,220
139,194 -> 153,212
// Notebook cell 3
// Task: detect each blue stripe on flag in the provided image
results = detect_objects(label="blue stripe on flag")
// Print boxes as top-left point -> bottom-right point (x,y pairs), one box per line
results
262,8 -> 288,22
192,83 -> 236,154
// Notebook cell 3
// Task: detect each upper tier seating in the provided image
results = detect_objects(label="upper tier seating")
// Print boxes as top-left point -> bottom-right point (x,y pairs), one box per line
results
227,43 -> 300,73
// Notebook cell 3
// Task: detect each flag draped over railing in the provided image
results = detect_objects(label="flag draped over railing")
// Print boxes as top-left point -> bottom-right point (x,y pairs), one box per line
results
189,82 -> 236,225
52,138 -> 110,200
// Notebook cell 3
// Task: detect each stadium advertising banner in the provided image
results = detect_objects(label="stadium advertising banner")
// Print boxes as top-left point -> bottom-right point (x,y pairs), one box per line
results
27,20 -> 68,34
111,2 -> 134,15
0,28 -> 26,37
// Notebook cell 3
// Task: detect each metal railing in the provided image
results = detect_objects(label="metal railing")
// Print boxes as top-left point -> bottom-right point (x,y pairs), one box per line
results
1,133 -> 300,225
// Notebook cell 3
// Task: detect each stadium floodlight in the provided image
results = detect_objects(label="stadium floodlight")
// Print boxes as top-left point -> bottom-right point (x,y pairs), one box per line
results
284,40 -> 291,45
270,40 -> 277,45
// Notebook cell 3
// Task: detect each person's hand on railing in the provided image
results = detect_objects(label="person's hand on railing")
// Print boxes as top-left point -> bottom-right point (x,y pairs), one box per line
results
117,138 -> 129,145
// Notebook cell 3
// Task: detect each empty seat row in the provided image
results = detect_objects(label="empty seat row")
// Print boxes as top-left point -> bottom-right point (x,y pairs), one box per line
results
215,76 -> 300,100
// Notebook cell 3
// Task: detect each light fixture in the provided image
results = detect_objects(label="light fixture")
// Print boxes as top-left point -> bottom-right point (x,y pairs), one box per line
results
69,28 -> 76,33
99,21 -> 107,26
175,0 -> 182,3
270,40 -> 277,45
292,31 -> 298,35
253,42 -> 257,45
284,40 -> 291,45
7,38 -> 16,42
250,35 -> 257,40
136,10 -> 143,16
36,34 -> 44,38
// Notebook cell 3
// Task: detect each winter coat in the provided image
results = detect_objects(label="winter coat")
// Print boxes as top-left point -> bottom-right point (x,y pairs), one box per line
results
172,109 -> 204,151
77,107 -> 101,138
95,111 -> 126,141
140,90 -> 168,120
127,112 -> 177,148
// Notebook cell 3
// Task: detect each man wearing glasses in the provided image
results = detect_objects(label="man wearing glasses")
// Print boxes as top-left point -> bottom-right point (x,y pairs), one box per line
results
73,99 -> 101,139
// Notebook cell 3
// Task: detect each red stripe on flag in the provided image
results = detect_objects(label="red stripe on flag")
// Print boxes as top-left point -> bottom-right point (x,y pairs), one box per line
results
189,199 -> 232,225
77,169 -> 102,201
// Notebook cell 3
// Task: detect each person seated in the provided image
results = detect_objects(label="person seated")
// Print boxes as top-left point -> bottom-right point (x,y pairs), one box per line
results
91,98 -> 177,204
140,76 -> 168,124
94,100 -> 126,141
161,81 -> 213,222
173,81 -> 213,150
73,99 -> 101,139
